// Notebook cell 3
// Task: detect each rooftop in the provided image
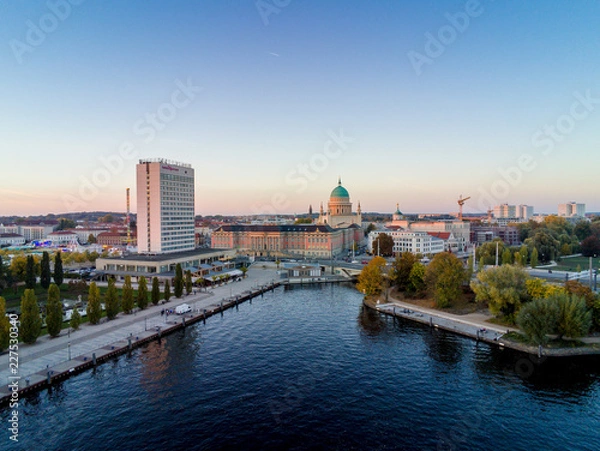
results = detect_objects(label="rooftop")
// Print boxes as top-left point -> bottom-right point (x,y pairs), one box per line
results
100,248 -> 230,263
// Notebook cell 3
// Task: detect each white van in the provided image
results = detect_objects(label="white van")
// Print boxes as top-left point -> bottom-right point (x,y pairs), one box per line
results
175,303 -> 192,315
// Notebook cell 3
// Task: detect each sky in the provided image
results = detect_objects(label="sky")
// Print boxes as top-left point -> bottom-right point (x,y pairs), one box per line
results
1,0 -> 599,217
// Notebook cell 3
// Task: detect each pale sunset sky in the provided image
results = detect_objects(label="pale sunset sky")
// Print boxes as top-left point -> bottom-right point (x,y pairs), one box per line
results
1,0 -> 599,216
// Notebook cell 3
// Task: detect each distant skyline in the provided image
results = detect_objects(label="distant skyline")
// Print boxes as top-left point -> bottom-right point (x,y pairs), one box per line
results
1,1 -> 599,216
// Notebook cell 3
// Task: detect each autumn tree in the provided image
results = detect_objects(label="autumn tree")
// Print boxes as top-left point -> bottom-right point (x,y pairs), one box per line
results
425,252 -> 465,308
40,251 -> 51,290
357,256 -> 387,296
0,297 -> 10,351
122,275 -> 134,314
20,289 -> 42,344
391,252 -> 418,292
516,298 -> 559,345
408,261 -> 426,296
86,282 -> 102,325
581,236 -> 600,257
151,277 -> 160,305
105,278 -> 120,320
530,247 -> 538,268
137,276 -> 148,310
471,265 -> 529,323
70,307 -> 81,330
555,293 -> 592,339
372,233 -> 394,257
46,283 -> 63,337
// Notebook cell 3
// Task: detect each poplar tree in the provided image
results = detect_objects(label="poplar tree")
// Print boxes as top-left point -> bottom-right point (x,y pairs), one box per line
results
174,264 -> 184,298
164,279 -> 171,302
105,278 -> 120,320
54,252 -> 64,286
25,255 -> 36,290
20,289 -> 42,344
86,282 -> 102,325
122,275 -> 134,314
70,307 -> 81,330
40,251 -> 51,290
151,277 -> 160,305
46,283 -> 63,337
137,276 -> 148,310
185,270 -> 193,295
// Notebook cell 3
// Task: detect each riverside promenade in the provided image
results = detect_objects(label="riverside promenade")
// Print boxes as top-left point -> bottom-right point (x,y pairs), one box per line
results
367,295 -> 600,357
0,265 -> 281,405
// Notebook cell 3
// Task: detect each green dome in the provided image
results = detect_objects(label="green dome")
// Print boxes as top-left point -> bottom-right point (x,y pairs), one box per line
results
330,180 -> 349,198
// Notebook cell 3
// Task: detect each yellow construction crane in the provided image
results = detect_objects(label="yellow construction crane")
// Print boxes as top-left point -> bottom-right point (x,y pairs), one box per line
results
457,195 -> 471,221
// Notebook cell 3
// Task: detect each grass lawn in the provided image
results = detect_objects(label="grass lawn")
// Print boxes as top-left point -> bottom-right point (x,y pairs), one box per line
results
552,256 -> 599,272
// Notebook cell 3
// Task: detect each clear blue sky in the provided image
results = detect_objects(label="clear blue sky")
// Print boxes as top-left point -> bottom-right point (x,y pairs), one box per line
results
1,0 -> 599,216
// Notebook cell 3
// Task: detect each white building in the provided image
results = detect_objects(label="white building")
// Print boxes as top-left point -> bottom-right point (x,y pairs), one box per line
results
137,158 -> 195,254
558,202 -> 586,218
493,204 -> 516,218
368,230 -> 445,256
47,231 -> 79,246
0,233 -> 26,247
16,223 -> 57,241
517,205 -> 534,220
71,227 -> 110,243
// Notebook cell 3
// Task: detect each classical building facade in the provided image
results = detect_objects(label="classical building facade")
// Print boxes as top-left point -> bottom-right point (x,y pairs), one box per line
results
316,178 -> 362,228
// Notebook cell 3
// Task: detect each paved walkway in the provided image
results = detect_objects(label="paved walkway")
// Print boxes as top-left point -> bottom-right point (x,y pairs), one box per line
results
0,266 -> 280,395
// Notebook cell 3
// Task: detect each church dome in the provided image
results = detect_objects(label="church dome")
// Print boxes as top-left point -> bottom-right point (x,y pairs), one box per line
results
330,179 -> 349,199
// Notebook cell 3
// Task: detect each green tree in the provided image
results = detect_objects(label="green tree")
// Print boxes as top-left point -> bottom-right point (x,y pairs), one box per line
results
25,255 -> 36,289
516,298 -> 559,346
471,265 -> 529,323
514,252 -> 523,266
0,297 -> 10,351
122,275 -> 134,314
54,252 -> 64,286
174,264 -> 184,298
86,282 -> 102,325
408,261 -> 426,296
87,233 -> 97,244
46,283 -> 63,338
581,236 -> 600,257
57,218 -> 76,230
185,270 -> 193,295
40,251 -> 51,290
424,252 -> 465,308
70,307 -> 81,330
151,277 -> 160,305
105,278 -> 120,320
0,255 -> 6,294
357,256 -> 387,296
519,245 -> 528,264
137,276 -> 148,310
391,252 -> 418,292
240,266 -> 248,279
20,289 -> 42,344
555,294 -> 592,339
164,279 -> 172,302
530,247 -> 538,268
501,248 -> 513,265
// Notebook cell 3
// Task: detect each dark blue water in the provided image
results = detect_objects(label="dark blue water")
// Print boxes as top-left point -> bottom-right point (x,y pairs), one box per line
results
3,284 -> 600,451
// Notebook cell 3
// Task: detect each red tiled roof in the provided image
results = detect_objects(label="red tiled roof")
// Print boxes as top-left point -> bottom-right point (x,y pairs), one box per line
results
426,232 -> 451,240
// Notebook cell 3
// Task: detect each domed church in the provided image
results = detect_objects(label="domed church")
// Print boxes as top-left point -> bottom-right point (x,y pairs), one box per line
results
317,178 -> 362,229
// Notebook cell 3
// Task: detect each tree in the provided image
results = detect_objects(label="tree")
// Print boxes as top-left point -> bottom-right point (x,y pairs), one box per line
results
364,223 -> 377,237
87,233 -> 97,244
0,297 -> 10,351
174,264 -> 184,298
514,252 -> 523,267
240,266 -> 248,279
40,251 -> 51,290
54,252 -> 64,286
519,245 -> 528,264
425,252 -> 465,308
471,265 -> 529,322
357,256 -> 387,296
516,298 -> 559,346
86,282 -> 102,325
137,276 -> 148,310
391,252 -> 418,291
20,289 -> 42,344
46,283 -> 63,338
105,278 -> 120,320
122,275 -> 134,314
555,293 -> 592,339
581,236 -> 600,257
185,270 -> 193,295
57,218 -> 76,230
25,255 -> 36,289
151,277 -> 160,305
164,279 -> 172,301
373,233 -> 394,257
70,307 -> 81,330
408,261 -> 426,296
574,220 -> 593,241
501,248 -> 513,265
564,280 -> 597,308
530,247 -> 538,268
0,255 -> 6,294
